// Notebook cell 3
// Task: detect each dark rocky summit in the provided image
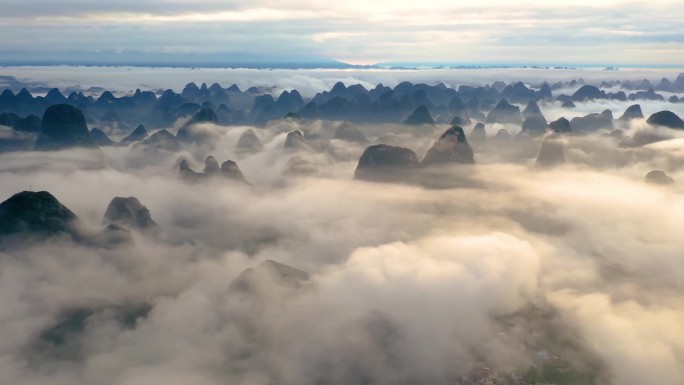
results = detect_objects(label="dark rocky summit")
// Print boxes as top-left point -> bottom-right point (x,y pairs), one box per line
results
90,128 -> 115,146
203,155 -> 221,175
571,85 -> 606,101
179,156 -> 249,183
644,170 -> 674,185
548,117 -> 571,133
355,144 -> 420,181
284,130 -> 309,150
34,104 -> 98,151
139,129 -> 181,152
0,191 -> 79,237
404,105 -> 435,125
120,125 -> 148,144
221,160 -> 248,183
646,111 -> 684,129
486,100 -> 523,125
522,100 -> 542,120
521,115 -> 548,136
618,104 -> 644,121
229,260 -> 310,294
570,111 -> 614,132
421,126 -> 475,166
102,197 -> 157,229
179,159 -> 203,181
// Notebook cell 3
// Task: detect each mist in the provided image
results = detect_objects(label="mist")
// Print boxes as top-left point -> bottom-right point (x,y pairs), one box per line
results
1,69 -> 684,385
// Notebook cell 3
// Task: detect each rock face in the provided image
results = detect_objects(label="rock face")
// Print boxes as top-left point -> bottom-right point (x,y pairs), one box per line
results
0,191 -> 79,237
140,129 -> 181,151
284,130 -> 308,150
221,160 -> 248,183
179,157 -> 248,183
229,260 -> 310,294
470,122 -> 487,142
421,126 -> 475,166
404,106 -> 435,125
237,129 -> 263,150
521,114 -> 548,136
179,159 -> 203,181
486,100 -> 523,125
176,108 -> 218,142
522,100 -> 542,119
121,125 -> 148,144
102,197 -> 157,229
536,133 -> 565,167
355,144 -> 419,181
572,85 -> 606,101
618,104 -> 644,121
548,117 -> 571,133
35,104 -> 97,151
203,155 -> 221,175
570,111 -> 614,132
333,123 -> 368,143
646,111 -> 684,129
90,128 -> 115,146
644,170 -> 674,185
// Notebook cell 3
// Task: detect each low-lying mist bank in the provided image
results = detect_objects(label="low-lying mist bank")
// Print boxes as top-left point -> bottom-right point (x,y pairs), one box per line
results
1,109 -> 684,384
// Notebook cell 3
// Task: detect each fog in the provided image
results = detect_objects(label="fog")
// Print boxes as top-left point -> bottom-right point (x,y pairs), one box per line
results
4,66 -> 684,98
1,70 -> 684,385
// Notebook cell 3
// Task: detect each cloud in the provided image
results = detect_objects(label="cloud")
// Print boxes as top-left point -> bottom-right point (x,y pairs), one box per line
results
1,70 -> 684,384
0,1 -> 683,64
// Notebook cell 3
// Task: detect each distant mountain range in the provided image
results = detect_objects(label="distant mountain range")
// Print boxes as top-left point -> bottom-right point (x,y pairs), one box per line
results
0,50 -> 375,69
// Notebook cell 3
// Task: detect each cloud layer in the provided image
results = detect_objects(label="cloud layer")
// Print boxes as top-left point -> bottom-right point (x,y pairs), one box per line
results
1,0 -> 683,65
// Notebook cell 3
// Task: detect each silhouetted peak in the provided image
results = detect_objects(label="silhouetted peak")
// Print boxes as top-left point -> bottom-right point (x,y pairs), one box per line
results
121,125 -> 148,143
548,117 -> 571,133
645,170 -> 674,185
35,104 -> 97,151
421,126 -> 475,166
0,191 -> 79,237
103,197 -> 157,229
220,160 -> 248,183
331,82 -> 347,94
646,111 -> 684,129
355,144 -> 419,181
230,260 -> 310,294
618,104 -> 644,121
284,130 -> 308,150
404,105 -> 435,125
90,128 -> 114,146
204,155 -> 220,174
140,129 -> 181,152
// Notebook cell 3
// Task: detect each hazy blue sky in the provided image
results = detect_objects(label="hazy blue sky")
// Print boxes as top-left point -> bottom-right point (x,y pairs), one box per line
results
1,0 -> 683,66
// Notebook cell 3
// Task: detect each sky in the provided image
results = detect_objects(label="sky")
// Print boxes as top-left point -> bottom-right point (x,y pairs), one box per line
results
0,0 -> 683,66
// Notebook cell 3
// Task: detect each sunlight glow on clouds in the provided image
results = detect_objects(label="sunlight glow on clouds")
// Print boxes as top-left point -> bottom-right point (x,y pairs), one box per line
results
0,0 -> 683,65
